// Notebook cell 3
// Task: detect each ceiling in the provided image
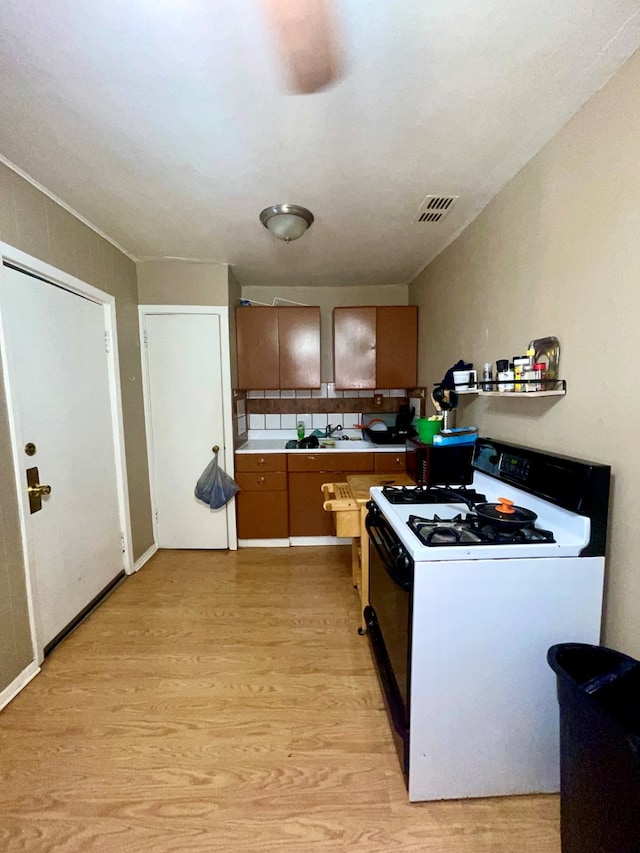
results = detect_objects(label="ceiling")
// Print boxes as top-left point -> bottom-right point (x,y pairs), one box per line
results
1,1 -> 639,289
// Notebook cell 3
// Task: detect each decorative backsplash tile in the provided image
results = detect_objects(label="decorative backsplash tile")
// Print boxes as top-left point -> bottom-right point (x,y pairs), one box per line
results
235,385 -> 421,436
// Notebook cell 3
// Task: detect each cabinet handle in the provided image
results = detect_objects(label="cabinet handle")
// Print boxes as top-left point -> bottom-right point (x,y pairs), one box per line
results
257,457 -> 266,466
258,476 -> 266,485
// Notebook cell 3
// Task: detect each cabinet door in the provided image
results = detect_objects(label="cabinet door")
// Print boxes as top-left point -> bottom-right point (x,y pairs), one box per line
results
236,307 -> 279,390
289,472 -> 334,536
289,462 -> 373,536
376,306 -> 418,389
278,307 -> 320,389
333,307 -> 376,390
236,491 -> 289,538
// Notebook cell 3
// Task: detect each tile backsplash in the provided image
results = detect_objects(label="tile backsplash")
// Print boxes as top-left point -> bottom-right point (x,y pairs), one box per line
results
232,384 -> 425,448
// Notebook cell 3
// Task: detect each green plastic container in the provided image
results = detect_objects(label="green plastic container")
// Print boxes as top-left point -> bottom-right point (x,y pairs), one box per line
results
416,418 -> 443,444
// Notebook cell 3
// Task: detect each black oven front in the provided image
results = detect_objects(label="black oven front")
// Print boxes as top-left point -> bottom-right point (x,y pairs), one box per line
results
364,502 -> 414,781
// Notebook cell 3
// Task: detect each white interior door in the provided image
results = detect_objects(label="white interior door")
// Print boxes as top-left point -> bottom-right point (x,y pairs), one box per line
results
0,264 -> 125,650
143,312 -> 229,549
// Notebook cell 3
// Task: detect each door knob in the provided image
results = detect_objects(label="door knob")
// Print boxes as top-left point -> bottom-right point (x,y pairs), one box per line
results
26,466 -> 52,514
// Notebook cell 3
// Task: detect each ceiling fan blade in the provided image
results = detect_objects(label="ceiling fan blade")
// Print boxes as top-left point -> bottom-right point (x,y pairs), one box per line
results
260,0 -> 342,94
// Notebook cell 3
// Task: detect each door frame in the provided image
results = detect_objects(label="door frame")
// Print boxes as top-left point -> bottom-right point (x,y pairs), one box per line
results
0,242 -> 134,661
138,305 -> 237,550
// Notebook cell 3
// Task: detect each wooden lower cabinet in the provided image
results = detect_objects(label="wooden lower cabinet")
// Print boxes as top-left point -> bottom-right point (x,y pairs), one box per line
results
235,453 -> 289,539
288,452 -> 374,537
235,450 -> 407,539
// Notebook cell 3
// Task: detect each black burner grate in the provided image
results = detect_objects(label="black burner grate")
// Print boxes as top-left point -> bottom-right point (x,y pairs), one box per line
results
407,512 -> 556,546
382,486 -> 486,505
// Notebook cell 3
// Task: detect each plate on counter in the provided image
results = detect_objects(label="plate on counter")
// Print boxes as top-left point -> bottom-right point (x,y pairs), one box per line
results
529,336 -> 560,380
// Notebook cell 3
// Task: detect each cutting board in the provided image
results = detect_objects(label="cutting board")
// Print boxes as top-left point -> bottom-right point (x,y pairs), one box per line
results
346,472 -> 414,504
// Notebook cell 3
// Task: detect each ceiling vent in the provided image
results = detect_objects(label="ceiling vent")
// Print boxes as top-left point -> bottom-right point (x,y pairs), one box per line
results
412,194 -> 459,224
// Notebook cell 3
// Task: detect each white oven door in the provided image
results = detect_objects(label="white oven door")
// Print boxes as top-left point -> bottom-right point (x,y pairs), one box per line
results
408,555 -> 604,802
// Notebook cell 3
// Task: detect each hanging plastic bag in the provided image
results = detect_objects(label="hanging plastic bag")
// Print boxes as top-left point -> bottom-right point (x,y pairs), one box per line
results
194,449 -> 239,510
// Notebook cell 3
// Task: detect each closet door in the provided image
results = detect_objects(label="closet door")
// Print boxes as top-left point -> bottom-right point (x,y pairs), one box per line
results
142,312 -> 229,548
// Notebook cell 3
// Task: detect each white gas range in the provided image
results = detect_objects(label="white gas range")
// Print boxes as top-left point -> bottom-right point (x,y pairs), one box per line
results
364,437 -> 611,803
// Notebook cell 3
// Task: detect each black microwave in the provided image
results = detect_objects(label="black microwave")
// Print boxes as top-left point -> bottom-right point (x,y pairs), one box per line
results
405,438 -> 474,486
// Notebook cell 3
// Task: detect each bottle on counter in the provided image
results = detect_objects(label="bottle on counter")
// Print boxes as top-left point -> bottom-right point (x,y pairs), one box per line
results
297,421 -> 306,440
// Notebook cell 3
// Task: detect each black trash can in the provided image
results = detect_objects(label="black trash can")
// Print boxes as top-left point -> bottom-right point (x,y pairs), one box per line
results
548,643 -> 640,853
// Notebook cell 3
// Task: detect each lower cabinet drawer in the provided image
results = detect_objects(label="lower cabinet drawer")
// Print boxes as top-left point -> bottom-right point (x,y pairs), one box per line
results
235,453 -> 287,473
235,471 -> 287,491
287,452 -> 374,473
374,452 -> 406,473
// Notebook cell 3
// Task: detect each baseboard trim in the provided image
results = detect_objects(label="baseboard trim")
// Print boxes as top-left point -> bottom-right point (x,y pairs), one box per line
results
133,543 -> 158,572
0,661 -> 40,712
238,536 -> 352,548
238,538 -> 290,548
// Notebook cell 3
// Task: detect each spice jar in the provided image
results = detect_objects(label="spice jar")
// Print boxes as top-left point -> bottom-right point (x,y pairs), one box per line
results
513,356 -> 529,392
533,362 -> 546,392
482,362 -> 493,391
496,359 -> 512,391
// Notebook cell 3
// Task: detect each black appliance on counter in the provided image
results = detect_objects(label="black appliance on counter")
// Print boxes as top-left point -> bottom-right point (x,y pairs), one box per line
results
404,437 -> 474,485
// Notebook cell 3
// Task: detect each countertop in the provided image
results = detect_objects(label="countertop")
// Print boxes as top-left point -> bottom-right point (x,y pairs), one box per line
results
236,439 -> 407,454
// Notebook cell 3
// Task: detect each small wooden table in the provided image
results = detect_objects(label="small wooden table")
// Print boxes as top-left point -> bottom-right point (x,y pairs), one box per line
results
322,472 -> 413,633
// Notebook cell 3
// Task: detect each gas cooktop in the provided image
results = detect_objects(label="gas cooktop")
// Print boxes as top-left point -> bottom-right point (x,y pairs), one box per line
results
407,512 -> 556,546
382,485 -> 486,505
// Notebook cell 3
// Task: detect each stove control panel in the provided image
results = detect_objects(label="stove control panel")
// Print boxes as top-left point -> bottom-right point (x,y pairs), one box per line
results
498,453 -> 531,483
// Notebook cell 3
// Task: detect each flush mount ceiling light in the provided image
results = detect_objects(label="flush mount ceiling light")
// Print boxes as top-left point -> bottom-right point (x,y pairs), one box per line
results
259,204 -> 314,243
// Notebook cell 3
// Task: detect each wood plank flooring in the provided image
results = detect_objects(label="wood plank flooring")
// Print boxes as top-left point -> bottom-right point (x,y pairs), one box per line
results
0,547 -> 560,852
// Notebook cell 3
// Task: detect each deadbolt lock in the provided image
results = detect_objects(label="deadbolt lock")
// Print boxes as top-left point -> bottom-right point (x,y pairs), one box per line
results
26,467 -> 52,514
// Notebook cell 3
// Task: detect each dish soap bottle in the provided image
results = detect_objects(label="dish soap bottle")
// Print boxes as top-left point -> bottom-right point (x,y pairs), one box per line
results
297,421 -> 306,440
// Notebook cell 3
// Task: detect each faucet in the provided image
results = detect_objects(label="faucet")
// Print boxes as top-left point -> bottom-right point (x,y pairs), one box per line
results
325,424 -> 343,438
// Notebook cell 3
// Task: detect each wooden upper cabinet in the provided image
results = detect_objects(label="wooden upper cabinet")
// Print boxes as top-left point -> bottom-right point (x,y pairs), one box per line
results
236,306 -> 320,390
278,306 -> 321,390
333,307 -> 376,389
376,305 -> 418,389
333,306 -> 417,390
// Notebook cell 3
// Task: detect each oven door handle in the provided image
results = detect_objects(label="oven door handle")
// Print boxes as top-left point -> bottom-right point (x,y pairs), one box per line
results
369,530 -> 413,591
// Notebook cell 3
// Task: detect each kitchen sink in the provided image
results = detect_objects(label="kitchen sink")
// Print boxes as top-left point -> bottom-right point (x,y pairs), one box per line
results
286,438 -> 372,450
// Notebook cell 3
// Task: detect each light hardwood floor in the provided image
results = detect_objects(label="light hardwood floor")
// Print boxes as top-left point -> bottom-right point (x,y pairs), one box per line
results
0,547 -> 560,852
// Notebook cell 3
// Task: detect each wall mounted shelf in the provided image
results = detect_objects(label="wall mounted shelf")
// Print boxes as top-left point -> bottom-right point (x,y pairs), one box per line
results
453,379 -> 566,397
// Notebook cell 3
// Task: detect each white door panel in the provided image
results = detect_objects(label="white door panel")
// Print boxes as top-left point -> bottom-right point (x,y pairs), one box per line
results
144,313 -> 228,549
0,265 -> 124,648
